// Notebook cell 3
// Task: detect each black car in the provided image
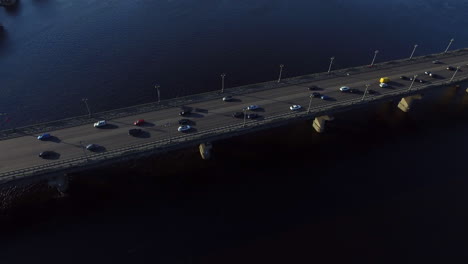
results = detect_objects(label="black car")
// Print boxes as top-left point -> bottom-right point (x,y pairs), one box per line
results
232,112 -> 244,118
367,89 -> 376,95
308,85 -> 319,91
222,96 -> 233,102
128,128 -> 142,136
39,151 -> 55,159
432,60 -> 441,64
311,92 -> 321,98
178,119 -> 193,125
418,79 -> 425,83
400,75 -> 409,80
179,110 -> 192,116
247,113 -> 259,119
447,66 -> 455,71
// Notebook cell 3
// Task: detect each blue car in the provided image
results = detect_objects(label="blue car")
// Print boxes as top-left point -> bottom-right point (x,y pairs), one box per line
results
37,133 -> 51,140
321,95 -> 330,100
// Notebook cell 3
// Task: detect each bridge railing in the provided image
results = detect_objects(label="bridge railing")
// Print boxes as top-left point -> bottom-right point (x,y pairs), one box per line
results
0,76 -> 466,185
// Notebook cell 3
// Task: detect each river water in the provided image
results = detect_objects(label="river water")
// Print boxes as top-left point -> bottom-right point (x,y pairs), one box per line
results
1,0 -> 468,263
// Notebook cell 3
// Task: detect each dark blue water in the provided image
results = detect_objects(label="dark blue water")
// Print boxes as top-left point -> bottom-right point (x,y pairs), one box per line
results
2,1 -> 468,263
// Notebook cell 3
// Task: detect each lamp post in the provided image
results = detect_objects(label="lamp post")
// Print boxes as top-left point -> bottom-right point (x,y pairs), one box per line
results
444,38 -> 454,53
242,108 -> 248,128
221,73 -> 226,93
79,141 -> 89,161
82,98 -> 91,117
450,66 -> 460,82
362,84 -> 370,101
307,94 -> 314,113
328,57 -> 335,74
154,84 -> 161,104
408,75 -> 417,91
277,64 -> 284,83
409,44 -> 418,60
370,50 -> 379,67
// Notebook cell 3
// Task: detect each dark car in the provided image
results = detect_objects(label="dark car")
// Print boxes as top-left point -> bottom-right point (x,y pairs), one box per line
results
232,112 -> 244,118
311,92 -> 321,98
128,128 -> 142,136
418,79 -> 425,83
308,85 -> 319,91
367,89 -> 376,95
222,96 -> 233,102
400,76 -> 410,80
86,144 -> 100,151
39,151 -> 55,159
247,113 -> 259,119
447,66 -> 455,71
178,119 -> 193,125
179,110 -> 192,116
432,60 -> 441,64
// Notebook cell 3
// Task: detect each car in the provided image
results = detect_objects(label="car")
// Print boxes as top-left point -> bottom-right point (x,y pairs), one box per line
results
246,105 -> 260,110
432,60 -> 441,64
290,105 -> 302,111
232,112 -> 244,118
247,113 -> 259,119
86,144 -> 100,151
339,86 -> 350,92
133,119 -> 145,126
400,75 -> 410,80
222,96 -> 233,102
38,151 -> 54,159
37,133 -> 51,140
418,79 -> 425,83
179,110 -> 192,116
367,89 -> 376,95
424,71 -> 432,75
447,66 -> 455,71
128,128 -> 142,136
321,95 -> 330,100
94,120 -> 107,128
178,125 -> 191,132
379,83 -> 388,88
349,88 -> 360,93
429,73 -> 436,78
308,85 -> 319,91
311,92 -> 321,98
178,119 -> 192,125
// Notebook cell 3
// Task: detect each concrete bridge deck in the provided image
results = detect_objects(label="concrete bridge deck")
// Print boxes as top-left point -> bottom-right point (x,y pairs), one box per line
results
1,49 -> 468,186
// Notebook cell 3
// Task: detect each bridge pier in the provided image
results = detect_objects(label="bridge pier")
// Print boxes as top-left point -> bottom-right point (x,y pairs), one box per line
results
199,142 -> 213,160
313,115 -> 334,133
397,94 -> 423,112
47,174 -> 69,194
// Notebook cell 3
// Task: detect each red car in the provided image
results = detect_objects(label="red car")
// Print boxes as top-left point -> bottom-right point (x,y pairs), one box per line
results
133,119 -> 145,126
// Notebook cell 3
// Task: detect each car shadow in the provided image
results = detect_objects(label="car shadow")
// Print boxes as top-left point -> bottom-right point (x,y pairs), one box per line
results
140,122 -> 155,127
133,131 -> 151,138
389,81 -> 404,87
99,124 -> 119,129
48,136 -> 61,143
229,98 -> 242,102
195,108 -> 208,113
42,152 -> 60,160
90,146 -> 107,153
184,113 -> 204,118
249,108 -> 265,112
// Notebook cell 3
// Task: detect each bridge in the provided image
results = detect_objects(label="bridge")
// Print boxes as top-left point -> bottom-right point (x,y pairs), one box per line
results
1,49 -> 468,190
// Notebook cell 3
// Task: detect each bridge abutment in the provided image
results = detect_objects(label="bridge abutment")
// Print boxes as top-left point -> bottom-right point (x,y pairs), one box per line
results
397,94 -> 423,112
199,142 -> 213,160
313,115 -> 334,133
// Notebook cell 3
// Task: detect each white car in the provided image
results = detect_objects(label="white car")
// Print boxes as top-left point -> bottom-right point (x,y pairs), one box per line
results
290,105 -> 302,111
247,105 -> 260,110
178,125 -> 191,132
379,83 -> 388,88
94,120 -> 107,128
339,86 -> 350,92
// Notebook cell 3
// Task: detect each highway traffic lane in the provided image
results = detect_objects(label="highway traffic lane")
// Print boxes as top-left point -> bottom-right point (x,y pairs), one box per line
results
1,56 -> 468,173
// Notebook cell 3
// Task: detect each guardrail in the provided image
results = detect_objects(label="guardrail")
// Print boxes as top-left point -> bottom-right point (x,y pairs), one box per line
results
1,76 -> 466,185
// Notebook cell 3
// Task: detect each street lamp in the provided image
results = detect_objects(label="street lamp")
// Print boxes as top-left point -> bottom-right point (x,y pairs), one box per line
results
444,38 -> 454,53
370,50 -> 379,67
328,57 -> 335,74
221,73 -> 226,93
82,98 -> 91,117
154,84 -> 161,104
450,66 -> 460,82
409,44 -> 418,60
361,84 -> 370,101
408,75 -> 418,91
277,64 -> 284,83
307,94 -> 314,113
242,108 -> 248,127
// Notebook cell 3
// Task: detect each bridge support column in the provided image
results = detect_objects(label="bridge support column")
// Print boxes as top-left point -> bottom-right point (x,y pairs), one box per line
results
47,174 -> 69,194
199,142 -> 213,160
397,94 -> 423,112
313,115 -> 334,133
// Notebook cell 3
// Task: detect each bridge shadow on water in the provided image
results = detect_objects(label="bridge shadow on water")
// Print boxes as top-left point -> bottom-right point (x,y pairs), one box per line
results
2,83 -> 468,263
